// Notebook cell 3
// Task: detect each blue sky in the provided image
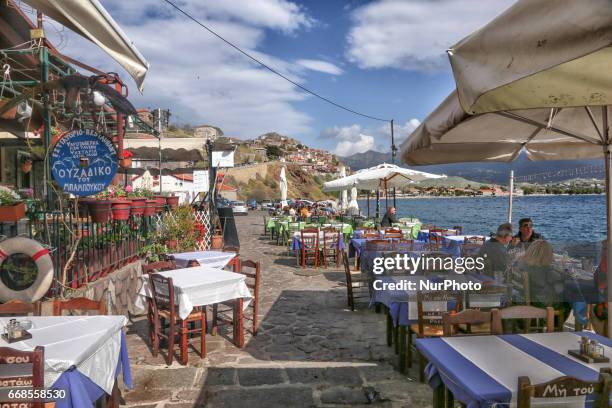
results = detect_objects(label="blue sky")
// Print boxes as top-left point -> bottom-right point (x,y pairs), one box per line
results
37,0 -> 515,156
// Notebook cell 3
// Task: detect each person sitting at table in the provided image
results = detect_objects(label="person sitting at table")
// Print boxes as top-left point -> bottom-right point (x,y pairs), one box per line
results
514,240 -> 567,310
299,205 -> 311,219
380,207 -> 398,228
510,217 -> 543,249
288,206 -> 296,216
478,223 -> 513,278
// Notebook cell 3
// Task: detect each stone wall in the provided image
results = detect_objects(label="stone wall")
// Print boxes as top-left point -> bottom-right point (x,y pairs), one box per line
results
225,162 -> 272,184
43,260 -> 146,317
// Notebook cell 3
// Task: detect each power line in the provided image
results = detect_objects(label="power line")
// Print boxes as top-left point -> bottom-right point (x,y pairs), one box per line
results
161,0 -> 391,123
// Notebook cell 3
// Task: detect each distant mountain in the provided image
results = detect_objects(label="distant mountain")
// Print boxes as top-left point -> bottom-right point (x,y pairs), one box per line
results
340,150 -> 604,184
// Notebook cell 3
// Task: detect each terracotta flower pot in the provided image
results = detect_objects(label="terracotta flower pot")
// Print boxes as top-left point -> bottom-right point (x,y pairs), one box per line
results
143,200 -> 157,216
130,198 -> 147,216
166,195 -> 179,209
154,195 -> 166,213
166,239 -> 178,249
21,160 -> 32,174
211,234 -> 223,249
0,202 -> 26,222
111,200 -> 131,220
77,198 -> 94,218
88,200 -> 112,223
119,158 -> 132,168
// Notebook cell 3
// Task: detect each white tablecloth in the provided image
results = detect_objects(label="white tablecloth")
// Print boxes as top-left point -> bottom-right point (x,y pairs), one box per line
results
136,265 -> 252,319
170,250 -> 236,268
0,315 -> 127,394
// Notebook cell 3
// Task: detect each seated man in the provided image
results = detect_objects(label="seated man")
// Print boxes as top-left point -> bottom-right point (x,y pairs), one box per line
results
478,224 -> 513,278
510,217 -> 543,249
380,207 -> 398,228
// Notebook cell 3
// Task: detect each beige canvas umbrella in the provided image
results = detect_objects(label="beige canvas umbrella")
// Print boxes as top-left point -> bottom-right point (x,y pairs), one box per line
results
404,0 -> 612,337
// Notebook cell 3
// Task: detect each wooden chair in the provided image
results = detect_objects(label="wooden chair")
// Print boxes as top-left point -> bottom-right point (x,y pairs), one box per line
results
517,371 -> 611,408
263,215 -> 268,237
363,232 -> 379,239
427,229 -> 446,250
398,239 -> 414,251
384,228 -> 402,234
321,229 -> 341,267
342,251 -> 369,311
283,222 -> 302,250
300,228 -> 319,268
148,274 -> 206,365
0,300 -> 41,316
385,232 -> 403,239
0,346 -> 46,408
222,246 -> 240,271
142,260 -> 176,274
408,291 -> 460,381
442,309 -> 493,336
53,297 -> 106,316
491,305 -> 555,334
461,242 -> 484,257
212,259 -> 261,338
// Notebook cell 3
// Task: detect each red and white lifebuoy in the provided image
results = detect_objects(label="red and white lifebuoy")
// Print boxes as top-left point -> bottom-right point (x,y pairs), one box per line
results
0,237 -> 53,303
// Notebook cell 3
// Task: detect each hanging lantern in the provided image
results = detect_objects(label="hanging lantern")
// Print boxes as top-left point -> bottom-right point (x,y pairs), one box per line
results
92,91 -> 106,107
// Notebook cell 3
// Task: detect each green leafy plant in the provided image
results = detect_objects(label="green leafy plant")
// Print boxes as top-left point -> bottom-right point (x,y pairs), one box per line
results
96,185 -> 126,199
133,188 -> 155,199
139,242 -> 168,263
0,190 -> 21,206
158,205 -> 197,251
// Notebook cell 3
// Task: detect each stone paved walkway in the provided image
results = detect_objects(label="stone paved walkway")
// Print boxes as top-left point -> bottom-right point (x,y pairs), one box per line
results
120,211 -> 433,407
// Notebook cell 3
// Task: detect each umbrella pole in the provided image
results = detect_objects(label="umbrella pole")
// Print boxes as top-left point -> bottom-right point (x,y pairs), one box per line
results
393,187 -> 396,208
604,106 -> 612,338
367,191 -> 370,218
376,190 -> 380,220
507,170 -> 514,223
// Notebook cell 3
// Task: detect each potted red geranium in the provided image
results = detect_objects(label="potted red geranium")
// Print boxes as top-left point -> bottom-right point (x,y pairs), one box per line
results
119,149 -> 133,168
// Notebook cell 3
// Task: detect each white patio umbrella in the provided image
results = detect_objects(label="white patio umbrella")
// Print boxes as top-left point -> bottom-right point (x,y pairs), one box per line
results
323,163 -> 444,192
340,165 -> 348,211
347,184 -> 360,215
403,0 -> 612,337
279,162 -> 288,208
141,170 -> 153,190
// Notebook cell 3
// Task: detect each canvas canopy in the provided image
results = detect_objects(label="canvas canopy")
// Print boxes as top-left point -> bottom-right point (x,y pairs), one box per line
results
23,0 -> 149,90
448,0 -> 612,115
323,163 -> 444,192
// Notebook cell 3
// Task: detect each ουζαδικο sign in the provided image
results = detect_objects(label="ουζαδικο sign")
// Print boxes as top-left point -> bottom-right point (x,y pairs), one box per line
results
51,129 -> 117,196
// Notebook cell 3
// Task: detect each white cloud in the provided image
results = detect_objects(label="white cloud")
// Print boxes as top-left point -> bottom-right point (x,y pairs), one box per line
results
346,0 -> 514,71
34,0 -> 316,138
295,59 -> 343,75
323,125 -> 375,156
324,119 -> 421,156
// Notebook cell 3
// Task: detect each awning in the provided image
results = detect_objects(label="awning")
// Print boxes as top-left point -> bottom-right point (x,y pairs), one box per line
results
130,147 -> 205,162
22,0 -> 149,91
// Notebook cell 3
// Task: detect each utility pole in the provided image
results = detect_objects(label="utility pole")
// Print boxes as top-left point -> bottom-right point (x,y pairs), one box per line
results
391,119 -> 397,207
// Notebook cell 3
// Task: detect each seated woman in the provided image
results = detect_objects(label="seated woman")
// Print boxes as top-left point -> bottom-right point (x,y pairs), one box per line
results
514,240 -> 568,315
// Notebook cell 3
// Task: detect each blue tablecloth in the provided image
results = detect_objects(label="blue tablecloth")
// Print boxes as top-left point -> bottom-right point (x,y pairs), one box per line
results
417,230 -> 429,242
53,331 -> 132,408
291,236 -> 345,251
417,332 -> 611,408
370,274 -> 503,326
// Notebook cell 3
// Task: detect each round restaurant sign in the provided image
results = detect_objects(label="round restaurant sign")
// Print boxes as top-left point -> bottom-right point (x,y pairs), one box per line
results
51,129 -> 117,196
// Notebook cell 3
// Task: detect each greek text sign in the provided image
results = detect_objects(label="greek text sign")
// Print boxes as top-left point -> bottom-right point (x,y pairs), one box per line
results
51,129 -> 117,196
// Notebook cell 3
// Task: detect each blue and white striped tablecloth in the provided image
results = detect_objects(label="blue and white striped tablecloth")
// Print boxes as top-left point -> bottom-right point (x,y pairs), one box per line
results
416,331 -> 612,408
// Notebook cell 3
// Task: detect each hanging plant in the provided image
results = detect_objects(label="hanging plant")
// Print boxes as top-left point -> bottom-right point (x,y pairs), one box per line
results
119,149 -> 133,168
20,157 -> 33,174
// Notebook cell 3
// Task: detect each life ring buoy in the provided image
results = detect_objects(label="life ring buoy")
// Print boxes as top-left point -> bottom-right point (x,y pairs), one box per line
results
0,237 -> 53,303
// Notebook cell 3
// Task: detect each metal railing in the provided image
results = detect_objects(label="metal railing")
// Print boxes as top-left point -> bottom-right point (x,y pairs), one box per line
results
0,210 -> 159,295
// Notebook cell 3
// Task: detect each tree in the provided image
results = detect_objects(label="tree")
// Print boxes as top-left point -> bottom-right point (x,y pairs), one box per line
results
266,145 -> 283,159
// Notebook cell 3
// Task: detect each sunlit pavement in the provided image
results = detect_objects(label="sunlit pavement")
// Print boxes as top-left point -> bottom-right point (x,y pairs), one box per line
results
120,211 -> 432,407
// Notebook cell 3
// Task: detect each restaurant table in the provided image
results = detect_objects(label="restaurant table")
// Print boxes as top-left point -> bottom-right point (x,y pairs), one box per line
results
170,250 -> 236,268
441,235 -> 489,258
417,331 -> 612,408
370,274 -> 505,326
0,315 -> 131,408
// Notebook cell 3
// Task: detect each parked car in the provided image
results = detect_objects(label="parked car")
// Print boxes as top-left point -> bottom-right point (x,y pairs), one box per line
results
247,199 -> 257,210
260,199 -> 273,210
231,201 -> 248,215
